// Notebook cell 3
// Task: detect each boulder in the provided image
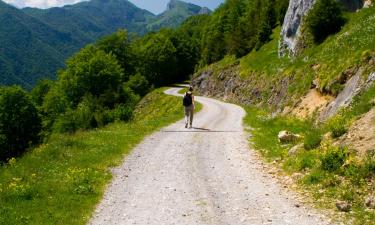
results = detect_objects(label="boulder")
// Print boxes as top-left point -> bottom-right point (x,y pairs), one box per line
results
288,143 -> 304,156
278,130 -> 301,143
365,196 -> 375,209
336,201 -> 352,212
364,0 -> 373,8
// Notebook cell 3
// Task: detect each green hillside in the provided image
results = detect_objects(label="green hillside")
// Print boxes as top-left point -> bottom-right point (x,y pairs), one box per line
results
0,0 -> 207,88
0,1 -> 73,88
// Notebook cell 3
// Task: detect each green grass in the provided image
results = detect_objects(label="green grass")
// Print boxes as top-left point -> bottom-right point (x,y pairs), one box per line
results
0,87 -> 195,225
244,104 -> 375,224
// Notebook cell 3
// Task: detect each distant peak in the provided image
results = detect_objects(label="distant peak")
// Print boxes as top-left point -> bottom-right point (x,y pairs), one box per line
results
167,0 -> 183,10
199,7 -> 210,15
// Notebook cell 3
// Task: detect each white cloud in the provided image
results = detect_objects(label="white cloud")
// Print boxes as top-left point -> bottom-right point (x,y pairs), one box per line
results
3,0 -> 87,9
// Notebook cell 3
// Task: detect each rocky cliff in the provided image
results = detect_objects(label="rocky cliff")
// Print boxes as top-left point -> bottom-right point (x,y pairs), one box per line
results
279,0 -> 367,56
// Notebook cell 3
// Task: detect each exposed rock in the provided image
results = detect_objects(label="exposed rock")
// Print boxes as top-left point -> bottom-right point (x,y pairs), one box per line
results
278,130 -> 301,143
365,71 -> 375,89
288,143 -> 304,156
340,107 -> 375,156
279,0 -> 365,56
320,71 -> 363,120
279,0 -> 315,57
364,0 -> 373,8
198,7 -> 210,15
322,132 -> 333,142
365,196 -> 375,209
292,89 -> 333,119
336,201 -> 352,212
191,65 -> 288,107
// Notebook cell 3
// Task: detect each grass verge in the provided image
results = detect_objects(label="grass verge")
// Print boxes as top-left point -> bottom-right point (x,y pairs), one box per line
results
0,87 -> 197,225
244,103 -> 374,224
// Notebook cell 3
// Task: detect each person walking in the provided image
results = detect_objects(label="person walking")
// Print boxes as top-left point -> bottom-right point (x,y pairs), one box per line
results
183,86 -> 195,129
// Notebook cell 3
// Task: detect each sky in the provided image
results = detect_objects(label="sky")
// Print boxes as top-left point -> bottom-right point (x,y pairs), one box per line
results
3,0 -> 225,14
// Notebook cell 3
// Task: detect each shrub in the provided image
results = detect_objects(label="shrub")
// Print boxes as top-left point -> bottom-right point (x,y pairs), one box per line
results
326,114 -> 348,138
53,110 -> 78,133
321,145 -> 348,172
125,74 -> 150,97
0,86 -> 42,161
305,0 -> 345,43
113,104 -> 134,121
304,131 -> 322,150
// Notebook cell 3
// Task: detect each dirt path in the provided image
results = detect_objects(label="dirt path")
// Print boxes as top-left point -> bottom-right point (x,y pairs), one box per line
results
88,88 -> 331,225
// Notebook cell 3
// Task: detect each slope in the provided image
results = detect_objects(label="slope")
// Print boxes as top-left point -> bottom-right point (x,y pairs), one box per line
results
0,0 -> 75,88
147,0 -> 210,31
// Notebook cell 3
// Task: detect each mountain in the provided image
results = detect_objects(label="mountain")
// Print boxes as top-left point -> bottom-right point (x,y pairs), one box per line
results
0,0 -> 75,88
0,0 -> 208,88
147,0 -> 211,31
23,0 -> 155,42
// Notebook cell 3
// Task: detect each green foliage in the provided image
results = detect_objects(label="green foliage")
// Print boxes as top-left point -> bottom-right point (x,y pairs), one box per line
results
96,29 -> 135,81
200,0 -> 286,64
0,86 -> 41,161
134,31 -> 178,86
125,74 -> 150,97
30,79 -> 54,107
303,130 -> 322,150
321,146 -> 348,172
59,46 -> 123,105
326,114 -> 348,138
305,0 -> 346,43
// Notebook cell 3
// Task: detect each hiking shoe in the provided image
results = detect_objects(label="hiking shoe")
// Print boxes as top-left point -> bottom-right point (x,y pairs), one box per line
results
185,123 -> 188,128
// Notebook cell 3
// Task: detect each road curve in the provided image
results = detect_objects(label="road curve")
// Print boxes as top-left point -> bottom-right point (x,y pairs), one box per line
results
88,87 -> 331,225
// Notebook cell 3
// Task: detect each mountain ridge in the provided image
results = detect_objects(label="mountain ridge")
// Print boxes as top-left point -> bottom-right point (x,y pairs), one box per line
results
0,0 -> 208,88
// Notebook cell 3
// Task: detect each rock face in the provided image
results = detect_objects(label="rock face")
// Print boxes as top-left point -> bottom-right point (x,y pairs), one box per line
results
279,0 -> 365,56
320,70 -> 375,120
279,0 -> 315,56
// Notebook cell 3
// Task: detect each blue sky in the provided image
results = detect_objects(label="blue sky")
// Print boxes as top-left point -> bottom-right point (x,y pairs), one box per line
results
3,0 -> 225,14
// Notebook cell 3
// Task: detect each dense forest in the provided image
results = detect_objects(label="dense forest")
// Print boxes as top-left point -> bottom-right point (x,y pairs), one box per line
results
1,0 -> 346,162
0,0 -> 209,88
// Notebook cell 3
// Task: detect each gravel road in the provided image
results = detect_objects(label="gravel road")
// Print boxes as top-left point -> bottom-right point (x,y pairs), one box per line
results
88,87 -> 331,225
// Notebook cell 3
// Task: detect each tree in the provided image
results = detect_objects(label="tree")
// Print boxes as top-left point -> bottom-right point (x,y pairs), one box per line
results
58,45 -> 124,107
306,0 -> 345,43
96,29 -> 135,81
0,86 -> 42,161
135,31 -> 178,86
255,0 -> 277,49
31,79 -> 54,107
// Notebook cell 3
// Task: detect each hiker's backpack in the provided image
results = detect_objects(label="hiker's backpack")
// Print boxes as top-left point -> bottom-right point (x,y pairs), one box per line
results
183,92 -> 192,106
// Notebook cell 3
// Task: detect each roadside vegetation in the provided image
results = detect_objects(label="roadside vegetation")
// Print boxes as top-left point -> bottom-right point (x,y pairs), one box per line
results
243,82 -> 375,224
0,88 -> 190,225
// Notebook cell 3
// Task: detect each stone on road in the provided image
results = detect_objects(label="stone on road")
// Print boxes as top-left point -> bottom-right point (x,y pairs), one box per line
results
88,87 -> 331,225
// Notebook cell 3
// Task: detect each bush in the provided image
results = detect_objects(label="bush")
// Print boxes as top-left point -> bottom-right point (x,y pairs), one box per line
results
326,114 -> 348,138
305,0 -> 345,43
0,86 -> 42,161
304,131 -> 322,150
125,74 -> 150,97
321,145 -> 348,172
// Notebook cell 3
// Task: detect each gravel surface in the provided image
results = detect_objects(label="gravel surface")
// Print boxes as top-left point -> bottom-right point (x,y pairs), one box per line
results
88,88 -> 332,225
